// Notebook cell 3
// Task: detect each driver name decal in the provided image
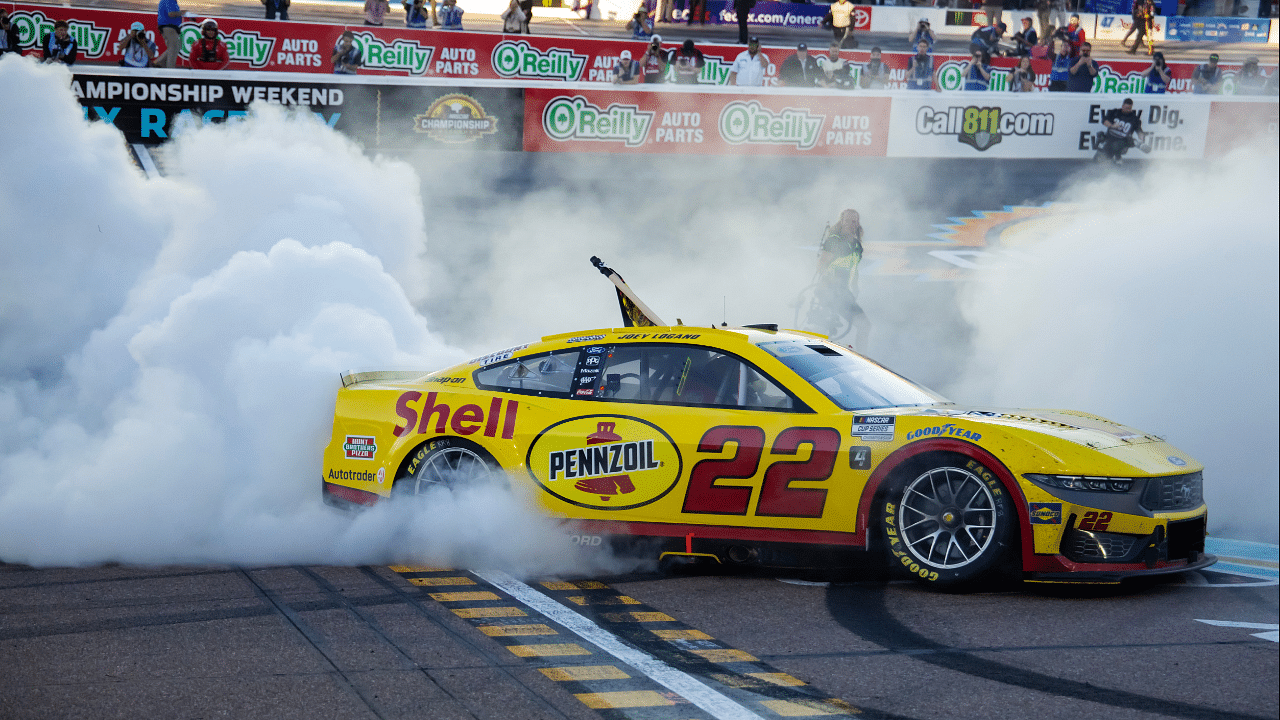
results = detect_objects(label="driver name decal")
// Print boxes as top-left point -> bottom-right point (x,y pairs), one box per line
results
527,416 -> 682,510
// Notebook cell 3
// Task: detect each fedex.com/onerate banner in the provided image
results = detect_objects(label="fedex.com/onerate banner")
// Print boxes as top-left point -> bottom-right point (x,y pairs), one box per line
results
2,2 -> 1267,94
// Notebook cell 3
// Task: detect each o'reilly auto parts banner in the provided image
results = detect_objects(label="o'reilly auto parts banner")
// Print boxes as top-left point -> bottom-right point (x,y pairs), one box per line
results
70,70 -> 523,150
885,95 -> 1211,159
523,88 -> 890,156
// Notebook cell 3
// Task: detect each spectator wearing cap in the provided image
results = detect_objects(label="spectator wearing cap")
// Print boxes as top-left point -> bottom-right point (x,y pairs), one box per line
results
779,42 -> 818,87
627,8 -> 654,39
41,20 -> 77,65
733,0 -> 755,45
860,46 -> 888,89
1235,57 -> 1266,95
907,18 -> 934,53
155,0 -> 185,68
612,50 -> 641,84
117,21 -> 158,67
1056,14 -> 1085,57
261,0 -> 290,21
1192,53 -> 1223,94
1067,41 -> 1097,93
188,18 -> 229,70
970,22 -> 1006,57
1011,17 -> 1037,57
640,34 -> 669,83
670,39 -> 705,84
728,37 -> 769,86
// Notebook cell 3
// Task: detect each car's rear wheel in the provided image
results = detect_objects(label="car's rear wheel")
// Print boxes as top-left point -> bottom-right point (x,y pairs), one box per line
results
394,437 -> 500,496
881,455 -> 1015,587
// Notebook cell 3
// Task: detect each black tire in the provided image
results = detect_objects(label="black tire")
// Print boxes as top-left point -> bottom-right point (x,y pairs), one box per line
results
393,437 -> 501,497
881,455 -> 1016,587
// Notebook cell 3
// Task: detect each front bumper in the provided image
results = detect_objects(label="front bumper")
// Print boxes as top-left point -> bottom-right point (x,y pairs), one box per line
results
1026,512 -> 1214,583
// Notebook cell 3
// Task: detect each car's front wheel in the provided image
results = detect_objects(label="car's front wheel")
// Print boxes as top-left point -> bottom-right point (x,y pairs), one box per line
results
394,437 -> 500,496
881,455 -> 1015,587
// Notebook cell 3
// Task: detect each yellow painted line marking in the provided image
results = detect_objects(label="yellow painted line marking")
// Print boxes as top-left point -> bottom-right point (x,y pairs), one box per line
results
693,649 -> 759,663
429,591 -> 500,602
541,580 -> 610,590
478,624 -> 558,637
389,565 -> 452,573
507,643 -> 592,657
759,699 -> 842,716
540,665 -> 631,681
653,629 -> 714,641
409,576 -> 475,586
452,607 -> 527,618
602,611 -> 676,622
746,672 -> 806,687
575,690 -> 675,709
567,594 -> 642,606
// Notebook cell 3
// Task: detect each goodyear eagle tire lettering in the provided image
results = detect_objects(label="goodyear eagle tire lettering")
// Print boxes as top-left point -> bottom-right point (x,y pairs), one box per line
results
880,453 -> 1014,587
395,437 -> 501,496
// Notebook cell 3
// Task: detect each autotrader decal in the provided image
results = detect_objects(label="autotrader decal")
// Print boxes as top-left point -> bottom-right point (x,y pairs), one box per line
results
527,415 -> 682,511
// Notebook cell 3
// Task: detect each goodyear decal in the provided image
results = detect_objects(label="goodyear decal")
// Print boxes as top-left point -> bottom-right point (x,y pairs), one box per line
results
527,416 -> 682,511
1029,502 -> 1062,524
905,424 -> 981,441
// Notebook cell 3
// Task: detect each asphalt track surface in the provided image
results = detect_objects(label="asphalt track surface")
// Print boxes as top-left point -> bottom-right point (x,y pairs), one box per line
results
51,0 -> 1280,63
1,549 -> 1276,720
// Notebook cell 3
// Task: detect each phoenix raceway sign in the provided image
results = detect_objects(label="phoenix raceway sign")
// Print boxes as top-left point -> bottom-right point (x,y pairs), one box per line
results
885,95 -> 1212,159
524,89 -> 890,155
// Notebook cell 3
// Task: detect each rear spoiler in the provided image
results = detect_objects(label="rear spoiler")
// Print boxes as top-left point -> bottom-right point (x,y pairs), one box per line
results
340,370 -> 429,388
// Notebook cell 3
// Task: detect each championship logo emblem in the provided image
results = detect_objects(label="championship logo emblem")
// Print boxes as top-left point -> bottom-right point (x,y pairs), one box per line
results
527,416 -> 682,511
415,93 -> 498,143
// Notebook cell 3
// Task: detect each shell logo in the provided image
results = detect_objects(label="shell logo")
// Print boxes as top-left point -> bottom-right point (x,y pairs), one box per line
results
526,415 -> 683,511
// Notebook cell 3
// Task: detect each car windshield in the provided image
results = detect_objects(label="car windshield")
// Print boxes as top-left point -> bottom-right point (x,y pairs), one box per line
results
758,340 -> 949,411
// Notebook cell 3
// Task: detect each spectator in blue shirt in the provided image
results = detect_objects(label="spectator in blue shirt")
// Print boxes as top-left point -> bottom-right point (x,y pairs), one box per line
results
964,49 -> 992,91
332,30 -> 362,73
41,20 -> 77,65
1048,40 -> 1071,91
439,0 -> 463,28
155,0 -> 183,68
908,18 -> 934,52
1067,41 -> 1097,92
404,0 -> 429,27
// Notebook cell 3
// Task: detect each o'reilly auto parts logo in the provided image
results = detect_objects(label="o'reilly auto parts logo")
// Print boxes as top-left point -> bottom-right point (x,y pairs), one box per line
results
415,93 -> 498,143
493,40 -> 586,81
719,101 -> 824,150
179,23 -> 276,68
350,31 -> 434,74
7,11 -> 109,57
915,105 -> 1053,151
526,416 -> 682,510
542,95 -> 653,147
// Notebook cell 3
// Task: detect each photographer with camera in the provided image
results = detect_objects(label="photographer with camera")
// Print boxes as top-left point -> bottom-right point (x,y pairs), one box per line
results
332,30 -> 363,74
405,0 -> 429,28
906,39 -> 935,91
1095,97 -> 1148,164
117,21 -> 158,67
41,20 -> 78,65
641,35 -> 669,83
611,49 -> 641,84
1067,41 -> 1097,93
1011,17 -> 1037,57
1,9 -> 21,56
626,8 -> 653,39
907,18 -> 934,52
1143,52 -> 1171,93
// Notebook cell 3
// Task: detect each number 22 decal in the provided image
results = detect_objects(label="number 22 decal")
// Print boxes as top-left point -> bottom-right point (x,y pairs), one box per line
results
1078,511 -> 1112,532
682,425 -> 840,518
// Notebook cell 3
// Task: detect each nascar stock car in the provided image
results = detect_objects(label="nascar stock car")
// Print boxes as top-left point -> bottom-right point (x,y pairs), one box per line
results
322,260 -> 1212,586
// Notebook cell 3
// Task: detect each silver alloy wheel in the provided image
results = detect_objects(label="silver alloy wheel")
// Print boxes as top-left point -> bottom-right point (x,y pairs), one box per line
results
897,466 -> 997,570
402,445 -> 492,495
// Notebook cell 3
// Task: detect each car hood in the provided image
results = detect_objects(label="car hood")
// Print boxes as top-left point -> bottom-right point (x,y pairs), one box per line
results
903,406 -> 1162,450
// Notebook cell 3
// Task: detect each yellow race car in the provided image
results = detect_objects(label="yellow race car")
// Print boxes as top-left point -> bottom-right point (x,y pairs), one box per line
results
322,262 -> 1212,586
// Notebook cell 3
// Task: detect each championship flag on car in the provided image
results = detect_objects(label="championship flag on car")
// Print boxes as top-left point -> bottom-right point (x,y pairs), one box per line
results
589,256 -> 665,327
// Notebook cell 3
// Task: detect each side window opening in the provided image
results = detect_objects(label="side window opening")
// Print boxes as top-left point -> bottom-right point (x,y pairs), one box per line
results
474,349 -> 581,396
583,344 -> 799,412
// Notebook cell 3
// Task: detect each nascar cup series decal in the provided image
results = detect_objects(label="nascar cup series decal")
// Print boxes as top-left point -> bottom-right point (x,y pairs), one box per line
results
527,415 -> 682,510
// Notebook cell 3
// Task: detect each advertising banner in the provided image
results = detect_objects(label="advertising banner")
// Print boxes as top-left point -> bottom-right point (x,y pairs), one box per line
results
885,94 -> 1211,159
1165,16 -> 1271,42
5,2 -> 1267,93
523,87 -> 891,155
1204,100 -> 1279,154
69,70 -> 525,150
1094,13 -> 1168,43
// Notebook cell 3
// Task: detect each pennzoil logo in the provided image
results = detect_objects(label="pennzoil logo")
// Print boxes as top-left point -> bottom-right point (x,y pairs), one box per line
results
915,105 -> 1054,151
527,416 -> 682,510
415,94 -> 498,143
